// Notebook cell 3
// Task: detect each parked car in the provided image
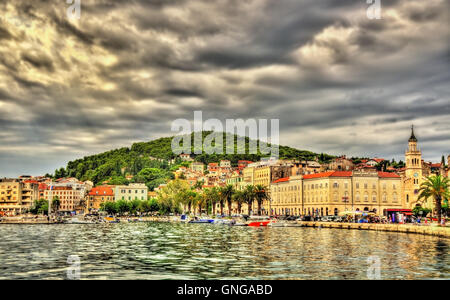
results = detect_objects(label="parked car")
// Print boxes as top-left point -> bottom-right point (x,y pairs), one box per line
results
320,216 -> 335,222
299,215 -> 313,221
333,216 -> 345,222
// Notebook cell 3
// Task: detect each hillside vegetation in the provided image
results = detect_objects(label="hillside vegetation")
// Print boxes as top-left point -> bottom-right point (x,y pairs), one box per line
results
54,131 -> 334,189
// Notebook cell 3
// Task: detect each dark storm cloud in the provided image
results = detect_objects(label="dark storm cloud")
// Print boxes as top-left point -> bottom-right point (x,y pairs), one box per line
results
21,52 -> 54,72
0,0 -> 448,177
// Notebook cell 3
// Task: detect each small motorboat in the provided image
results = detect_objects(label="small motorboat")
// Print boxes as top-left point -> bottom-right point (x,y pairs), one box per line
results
64,217 -> 95,224
247,216 -> 272,227
188,219 -> 214,224
233,222 -> 248,226
268,221 -> 287,227
104,216 -> 120,223
212,219 -> 235,225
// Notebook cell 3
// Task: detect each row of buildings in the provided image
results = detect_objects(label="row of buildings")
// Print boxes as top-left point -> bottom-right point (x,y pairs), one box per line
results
170,127 -> 449,217
1,127 -> 448,217
0,175 -> 149,215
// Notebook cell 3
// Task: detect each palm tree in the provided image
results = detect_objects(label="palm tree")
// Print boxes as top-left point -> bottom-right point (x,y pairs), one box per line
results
254,185 -> 269,216
232,190 -> 246,215
417,175 -> 450,225
204,187 -> 220,215
218,189 -> 226,216
221,185 -> 234,216
243,185 -> 256,216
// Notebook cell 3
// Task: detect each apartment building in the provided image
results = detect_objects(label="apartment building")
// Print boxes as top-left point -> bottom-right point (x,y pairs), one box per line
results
270,170 -> 403,217
86,186 -> 114,212
0,179 -> 39,215
114,183 -> 148,201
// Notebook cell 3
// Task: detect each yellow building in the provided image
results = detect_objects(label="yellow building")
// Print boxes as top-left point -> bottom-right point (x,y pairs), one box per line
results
270,170 -> 403,217
114,183 -> 148,201
0,179 -> 39,215
86,186 -> 114,212
270,175 -> 303,216
226,171 -> 243,191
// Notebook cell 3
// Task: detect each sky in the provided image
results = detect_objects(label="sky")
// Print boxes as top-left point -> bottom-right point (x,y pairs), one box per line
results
0,0 -> 449,177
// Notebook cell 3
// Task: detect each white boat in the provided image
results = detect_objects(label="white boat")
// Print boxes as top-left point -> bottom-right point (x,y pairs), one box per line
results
212,219 -> 235,225
268,221 -> 287,227
64,217 -> 95,224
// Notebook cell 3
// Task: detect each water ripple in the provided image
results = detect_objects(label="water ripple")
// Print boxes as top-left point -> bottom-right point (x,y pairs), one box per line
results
0,223 -> 448,279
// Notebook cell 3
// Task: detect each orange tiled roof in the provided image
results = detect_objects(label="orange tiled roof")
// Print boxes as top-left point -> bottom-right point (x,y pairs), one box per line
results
372,158 -> 385,163
303,171 -> 339,179
88,186 -> 114,196
272,177 -> 290,184
378,172 -> 400,178
23,180 -> 39,184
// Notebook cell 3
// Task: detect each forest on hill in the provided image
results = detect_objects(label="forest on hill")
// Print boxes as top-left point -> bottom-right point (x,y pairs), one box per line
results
54,131 -> 335,189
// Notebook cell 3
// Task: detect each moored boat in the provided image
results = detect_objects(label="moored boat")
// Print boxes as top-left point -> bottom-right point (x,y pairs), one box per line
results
64,217 -> 95,224
247,216 -> 272,227
188,219 -> 214,224
104,216 -> 120,223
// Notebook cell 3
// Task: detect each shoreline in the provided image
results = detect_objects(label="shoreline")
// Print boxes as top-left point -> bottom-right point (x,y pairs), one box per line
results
1,217 -> 449,238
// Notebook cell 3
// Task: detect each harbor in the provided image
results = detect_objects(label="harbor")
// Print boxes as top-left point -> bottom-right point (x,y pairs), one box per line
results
2,214 -> 449,238
0,222 -> 448,280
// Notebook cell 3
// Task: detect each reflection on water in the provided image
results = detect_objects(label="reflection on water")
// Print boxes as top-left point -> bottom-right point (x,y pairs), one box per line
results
0,223 -> 448,280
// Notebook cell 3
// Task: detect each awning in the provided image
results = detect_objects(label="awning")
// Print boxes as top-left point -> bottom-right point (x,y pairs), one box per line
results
386,209 -> 412,213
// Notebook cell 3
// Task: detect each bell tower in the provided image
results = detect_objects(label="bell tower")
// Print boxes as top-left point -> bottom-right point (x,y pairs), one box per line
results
404,125 -> 423,207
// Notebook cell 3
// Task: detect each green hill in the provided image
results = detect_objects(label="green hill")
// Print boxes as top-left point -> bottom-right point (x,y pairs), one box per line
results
55,131 -> 334,189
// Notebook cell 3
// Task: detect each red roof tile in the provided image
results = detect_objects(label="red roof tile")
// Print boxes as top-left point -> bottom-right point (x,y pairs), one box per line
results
302,171 -> 336,179
88,186 -> 114,196
272,177 -> 290,184
372,158 -> 385,163
378,172 -> 400,178
23,180 -> 39,184
330,171 -> 353,177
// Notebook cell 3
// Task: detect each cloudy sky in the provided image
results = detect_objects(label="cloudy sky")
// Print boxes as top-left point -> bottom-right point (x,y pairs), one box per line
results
0,0 -> 449,177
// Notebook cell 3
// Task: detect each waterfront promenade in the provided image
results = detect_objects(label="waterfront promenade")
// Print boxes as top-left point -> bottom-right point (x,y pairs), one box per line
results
299,221 -> 450,239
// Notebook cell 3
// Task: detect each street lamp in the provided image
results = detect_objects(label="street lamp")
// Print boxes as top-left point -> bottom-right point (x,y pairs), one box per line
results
342,196 -> 349,211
